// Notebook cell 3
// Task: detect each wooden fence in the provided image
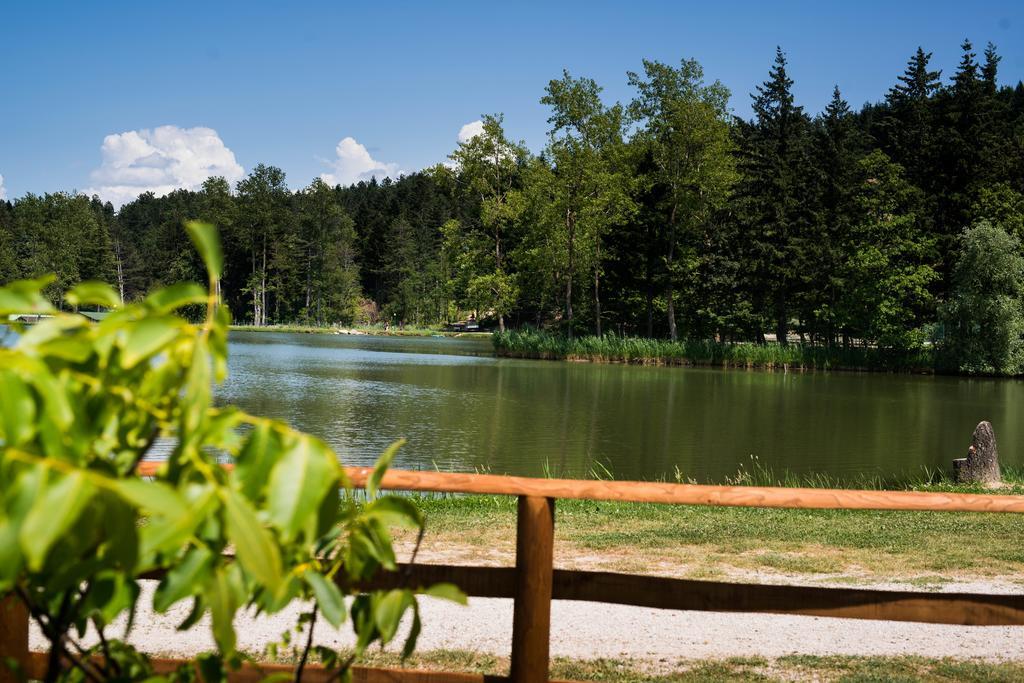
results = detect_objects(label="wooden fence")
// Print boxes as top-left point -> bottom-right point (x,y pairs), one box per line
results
5,466 -> 1024,682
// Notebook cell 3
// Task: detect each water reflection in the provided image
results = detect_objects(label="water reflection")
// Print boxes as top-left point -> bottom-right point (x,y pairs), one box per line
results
220,331 -> 1024,482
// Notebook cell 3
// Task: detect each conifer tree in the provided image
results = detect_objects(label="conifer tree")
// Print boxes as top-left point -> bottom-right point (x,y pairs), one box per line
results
806,87 -> 864,345
880,47 -> 942,188
735,47 -> 814,345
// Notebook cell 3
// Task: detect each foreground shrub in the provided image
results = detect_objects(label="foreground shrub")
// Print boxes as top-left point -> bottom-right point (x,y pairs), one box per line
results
0,223 -> 461,682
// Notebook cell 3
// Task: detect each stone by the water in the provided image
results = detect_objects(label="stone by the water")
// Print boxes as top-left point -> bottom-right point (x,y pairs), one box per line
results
952,421 -> 1001,484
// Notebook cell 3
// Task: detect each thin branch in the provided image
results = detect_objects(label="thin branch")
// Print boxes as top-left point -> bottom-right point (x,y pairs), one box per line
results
56,636 -> 106,683
400,526 -> 426,586
294,606 -> 318,682
324,653 -> 358,683
93,617 -> 122,677
18,586 -> 105,683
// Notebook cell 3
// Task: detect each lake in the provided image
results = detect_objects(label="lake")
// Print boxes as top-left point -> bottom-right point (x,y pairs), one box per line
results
220,331 -> 1024,483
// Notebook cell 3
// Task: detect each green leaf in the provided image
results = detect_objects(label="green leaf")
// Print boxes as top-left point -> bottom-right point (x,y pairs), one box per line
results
400,603 -> 421,660
121,316 -> 182,368
205,568 -> 238,654
19,471 -> 95,570
154,546 -> 214,612
138,486 -> 214,559
0,276 -> 57,315
233,421 -> 279,501
304,571 -> 346,628
19,361 -> 73,430
374,589 -> 413,644
186,221 -> 223,281
181,337 -> 212,437
65,281 -> 120,308
0,371 -> 36,446
0,521 -> 23,590
421,583 -> 467,605
196,653 -> 225,683
368,439 -> 405,499
144,282 -> 207,314
82,572 -> 139,625
266,435 -> 336,540
113,479 -> 188,517
364,495 -> 423,530
177,596 -> 204,631
223,489 -> 283,593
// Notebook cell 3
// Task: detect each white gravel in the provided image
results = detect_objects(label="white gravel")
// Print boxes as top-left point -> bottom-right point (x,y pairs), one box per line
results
28,580 -> 1024,667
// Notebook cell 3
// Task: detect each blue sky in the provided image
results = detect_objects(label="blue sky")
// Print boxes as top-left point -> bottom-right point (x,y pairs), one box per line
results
1,1 -> 1022,204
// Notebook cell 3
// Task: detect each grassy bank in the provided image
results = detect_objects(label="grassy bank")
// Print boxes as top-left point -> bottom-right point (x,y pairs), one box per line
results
493,329 -> 937,373
229,323 -> 490,339
395,469 -> 1024,585
253,648 -> 1024,681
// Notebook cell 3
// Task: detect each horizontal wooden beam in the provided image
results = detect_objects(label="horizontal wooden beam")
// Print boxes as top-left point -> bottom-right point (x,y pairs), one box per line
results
352,469 -> 1024,513
550,569 -> 1024,626
135,463 -> 1024,514
371,564 -> 1024,626
135,561 -> 1024,626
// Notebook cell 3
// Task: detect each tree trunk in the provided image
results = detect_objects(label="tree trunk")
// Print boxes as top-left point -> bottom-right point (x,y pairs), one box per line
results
667,203 -> 678,342
774,289 -> 787,346
260,238 -> 268,327
594,241 -> 602,337
645,287 -> 654,338
114,240 -> 125,303
565,209 -> 575,339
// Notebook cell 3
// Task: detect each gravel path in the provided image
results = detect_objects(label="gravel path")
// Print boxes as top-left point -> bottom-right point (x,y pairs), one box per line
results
29,579 -> 1024,667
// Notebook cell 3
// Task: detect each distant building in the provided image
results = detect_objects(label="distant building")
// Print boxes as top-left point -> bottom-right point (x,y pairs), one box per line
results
6,311 -> 111,324
6,314 -> 52,324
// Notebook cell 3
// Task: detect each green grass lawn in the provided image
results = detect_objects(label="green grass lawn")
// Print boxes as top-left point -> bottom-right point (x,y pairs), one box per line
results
283,649 -> 1024,682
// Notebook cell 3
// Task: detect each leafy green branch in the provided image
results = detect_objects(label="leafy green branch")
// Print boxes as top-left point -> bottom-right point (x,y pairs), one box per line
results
0,222 -> 464,683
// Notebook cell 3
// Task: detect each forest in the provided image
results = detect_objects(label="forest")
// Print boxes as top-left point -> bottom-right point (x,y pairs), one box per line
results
3,40 -> 1024,373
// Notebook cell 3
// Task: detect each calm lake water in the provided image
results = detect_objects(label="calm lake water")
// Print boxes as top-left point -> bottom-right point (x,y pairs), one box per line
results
220,331 -> 1024,483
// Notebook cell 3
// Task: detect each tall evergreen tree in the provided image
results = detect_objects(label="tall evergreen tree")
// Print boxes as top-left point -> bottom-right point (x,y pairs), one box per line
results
805,87 -> 864,345
735,47 -> 814,345
879,47 -> 942,188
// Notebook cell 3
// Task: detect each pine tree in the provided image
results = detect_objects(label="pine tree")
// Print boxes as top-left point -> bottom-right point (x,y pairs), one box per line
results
932,39 -> 997,275
880,47 -> 942,188
982,42 -> 1001,95
806,87 -> 864,346
735,47 -> 814,345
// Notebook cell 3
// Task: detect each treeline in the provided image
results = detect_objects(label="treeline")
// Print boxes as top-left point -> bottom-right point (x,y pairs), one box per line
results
3,41 -> 1024,372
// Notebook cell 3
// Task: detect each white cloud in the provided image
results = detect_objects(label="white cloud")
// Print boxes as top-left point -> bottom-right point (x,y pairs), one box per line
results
0,174 -> 6,201
320,137 -> 401,187
86,125 -> 244,206
457,120 -> 484,144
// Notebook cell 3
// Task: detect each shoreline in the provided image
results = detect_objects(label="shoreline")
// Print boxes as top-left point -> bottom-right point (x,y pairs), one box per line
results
494,347 -> 938,374
492,330 -> 952,376
228,324 -> 491,340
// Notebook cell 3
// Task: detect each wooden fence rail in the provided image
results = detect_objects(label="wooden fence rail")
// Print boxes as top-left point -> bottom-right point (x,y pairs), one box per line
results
5,467 -> 1024,682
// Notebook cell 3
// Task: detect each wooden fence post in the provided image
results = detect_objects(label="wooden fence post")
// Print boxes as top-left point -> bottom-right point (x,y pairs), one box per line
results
0,595 -> 29,683
509,495 -> 555,683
